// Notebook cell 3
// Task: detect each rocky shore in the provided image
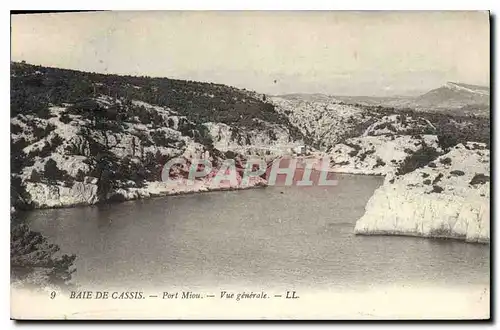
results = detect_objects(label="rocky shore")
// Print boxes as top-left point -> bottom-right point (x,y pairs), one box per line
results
354,143 -> 490,243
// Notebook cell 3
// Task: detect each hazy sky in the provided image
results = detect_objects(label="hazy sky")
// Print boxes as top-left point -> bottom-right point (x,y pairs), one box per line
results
11,11 -> 490,96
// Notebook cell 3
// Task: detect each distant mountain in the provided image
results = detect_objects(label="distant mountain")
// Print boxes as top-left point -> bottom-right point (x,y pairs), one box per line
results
413,82 -> 489,111
282,82 -> 490,117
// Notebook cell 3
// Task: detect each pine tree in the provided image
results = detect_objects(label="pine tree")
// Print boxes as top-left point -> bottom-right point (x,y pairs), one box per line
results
11,222 -> 76,289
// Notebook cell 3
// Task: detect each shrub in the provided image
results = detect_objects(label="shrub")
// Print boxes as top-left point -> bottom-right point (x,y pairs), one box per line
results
136,107 -> 152,124
332,160 -> 350,166
404,148 -> 414,154
150,130 -> 178,147
450,170 -> 465,176
396,145 -> 441,176
11,137 -> 29,153
374,157 -> 386,168
470,173 -> 489,186
107,192 -> 127,203
11,140 -> 34,173
27,143 -> 50,159
30,134 -> 63,159
437,133 -> 459,150
94,119 -> 124,134
10,176 -> 32,210
32,123 -> 55,140
345,142 -> 362,157
192,124 -> 214,147
373,122 -> 397,132
67,99 -> 101,115
224,150 -> 238,159
130,131 -> 150,148
74,169 -> 86,182
469,143 -> 486,150
36,106 -> 52,119
65,142 -> 83,156
348,149 -> 359,157
11,222 -> 77,289
51,134 -> 63,149
439,157 -> 452,165
359,149 -> 376,161
431,185 -> 444,193
59,112 -> 72,124
43,158 -> 67,182
28,169 -> 43,182
432,173 -> 444,184
111,156 -> 147,188
11,123 -> 23,134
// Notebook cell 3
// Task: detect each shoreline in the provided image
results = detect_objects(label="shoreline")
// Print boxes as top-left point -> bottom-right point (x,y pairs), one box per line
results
15,172 -> 386,213
13,180 -> 269,213
13,170 -> 489,246
354,231 -> 490,245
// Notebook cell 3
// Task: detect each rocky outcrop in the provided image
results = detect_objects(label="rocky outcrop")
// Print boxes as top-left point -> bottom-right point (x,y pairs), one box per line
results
204,122 -> 300,157
11,62 -> 309,210
24,172 -> 267,209
328,135 -> 441,175
362,114 -> 435,137
107,174 -> 267,203
354,143 -> 490,243
271,96 -> 367,149
11,95 -> 286,209
25,180 -> 99,208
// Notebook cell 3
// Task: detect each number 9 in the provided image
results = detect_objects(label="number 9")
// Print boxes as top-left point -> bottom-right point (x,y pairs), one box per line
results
50,291 -> 56,299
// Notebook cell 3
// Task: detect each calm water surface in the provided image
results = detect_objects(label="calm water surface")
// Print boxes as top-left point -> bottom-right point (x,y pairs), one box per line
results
19,174 -> 490,291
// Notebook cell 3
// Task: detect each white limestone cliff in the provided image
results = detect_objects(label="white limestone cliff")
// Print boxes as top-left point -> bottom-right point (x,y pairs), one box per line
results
11,99 -> 278,210
204,121 -> 299,156
24,180 -> 100,208
354,143 -> 490,243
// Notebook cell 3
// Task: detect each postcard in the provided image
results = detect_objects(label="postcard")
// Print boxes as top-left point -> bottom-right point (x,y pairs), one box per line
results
10,10 -> 490,320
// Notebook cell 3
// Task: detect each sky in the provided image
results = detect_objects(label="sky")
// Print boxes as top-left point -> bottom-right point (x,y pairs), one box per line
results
11,11 -> 490,96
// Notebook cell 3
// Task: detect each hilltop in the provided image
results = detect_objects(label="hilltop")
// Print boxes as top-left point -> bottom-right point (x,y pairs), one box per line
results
413,82 -> 489,114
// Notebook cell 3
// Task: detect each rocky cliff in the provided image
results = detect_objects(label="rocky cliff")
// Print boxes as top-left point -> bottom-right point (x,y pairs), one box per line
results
10,63 -> 302,209
271,94 -> 490,243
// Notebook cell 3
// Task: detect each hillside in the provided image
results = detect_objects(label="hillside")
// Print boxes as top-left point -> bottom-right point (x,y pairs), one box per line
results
10,62 -> 303,209
12,62 -> 301,131
291,82 -> 490,117
271,94 -> 490,151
